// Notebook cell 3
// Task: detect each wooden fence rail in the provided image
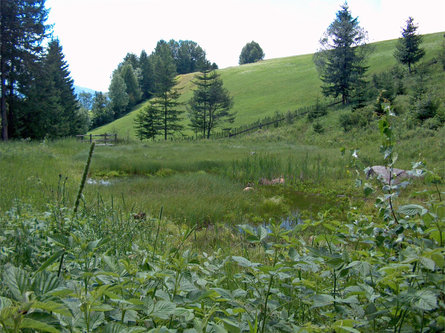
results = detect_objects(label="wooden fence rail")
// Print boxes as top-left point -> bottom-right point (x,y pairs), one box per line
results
76,133 -> 117,145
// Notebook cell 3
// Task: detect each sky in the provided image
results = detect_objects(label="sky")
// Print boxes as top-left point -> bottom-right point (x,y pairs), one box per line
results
45,0 -> 445,92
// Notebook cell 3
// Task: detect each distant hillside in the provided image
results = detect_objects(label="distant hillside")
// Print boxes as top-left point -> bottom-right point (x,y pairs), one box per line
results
74,85 -> 98,97
91,32 -> 444,140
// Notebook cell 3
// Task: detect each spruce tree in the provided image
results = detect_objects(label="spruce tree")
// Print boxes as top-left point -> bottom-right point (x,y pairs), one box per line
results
18,39 -> 83,138
188,67 -> 234,138
1,0 -> 50,140
134,103 -> 161,141
394,17 -> 425,73
44,39 -> 81,136
314,3 -> 369,104
139,50 -> 155,99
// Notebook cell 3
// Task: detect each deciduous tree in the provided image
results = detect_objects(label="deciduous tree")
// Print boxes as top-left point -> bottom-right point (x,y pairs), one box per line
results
239,41 -> 265,65
108,71 -> 129,118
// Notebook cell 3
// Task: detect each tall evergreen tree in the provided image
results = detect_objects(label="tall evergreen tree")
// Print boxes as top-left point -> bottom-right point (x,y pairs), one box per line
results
152,40 -> 183,140
44,39 -> 81,136
17,39 -> 83,138
139,50 -> 154,99
313,2 -> 370,104
0,0 -> 50,140
394,17 -> 425,73
108,71 -> 129,118
188,68 -> 234,139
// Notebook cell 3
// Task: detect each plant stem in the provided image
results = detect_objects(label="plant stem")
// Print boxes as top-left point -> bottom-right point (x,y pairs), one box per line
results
73,142 -> 95,218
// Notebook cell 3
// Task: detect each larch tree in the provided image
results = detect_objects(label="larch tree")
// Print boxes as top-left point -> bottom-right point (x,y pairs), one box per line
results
313,2 -> 370,104
188,67 -> 234,139
152,40 -> 183,140
394,17 -> 425,73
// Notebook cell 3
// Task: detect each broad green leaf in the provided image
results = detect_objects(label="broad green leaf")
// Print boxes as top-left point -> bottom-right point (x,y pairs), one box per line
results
32,271 -> 63,297
90,303 -> 114,312
414,290 -> 437,311
0,296 -> 12,311
347,261 -> 371,276
20,318 -> 59,333
232,256 -> 258,268
151,300 -> 176,320
431,253 -> 445,268
420,257 -> 436,271
3,264 -> 30,301
89,312 -> 105,331
311,294 -> 335,308
220,318 -> 241,333
333,319 -> 361,333
398,204 -> 427,217
33,301 -> 71,316
104,322 -> 146,333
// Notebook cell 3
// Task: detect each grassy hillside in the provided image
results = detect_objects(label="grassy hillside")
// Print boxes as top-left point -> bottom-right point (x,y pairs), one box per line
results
91,32 -> 444,140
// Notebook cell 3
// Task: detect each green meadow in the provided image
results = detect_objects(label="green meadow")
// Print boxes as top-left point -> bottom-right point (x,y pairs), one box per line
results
92,32 -> 444,140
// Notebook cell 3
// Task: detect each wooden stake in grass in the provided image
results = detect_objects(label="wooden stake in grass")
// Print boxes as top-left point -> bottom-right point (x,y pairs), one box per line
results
73,142 -> 95,217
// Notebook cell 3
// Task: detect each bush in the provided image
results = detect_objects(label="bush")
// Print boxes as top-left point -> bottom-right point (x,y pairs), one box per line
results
339,106 -> 373,132
307,101 -> 327,122
413,95 -> 440,121
312,122 -> 324,134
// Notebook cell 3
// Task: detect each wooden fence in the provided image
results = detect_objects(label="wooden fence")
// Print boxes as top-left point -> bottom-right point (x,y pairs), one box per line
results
76,133 -> 117,145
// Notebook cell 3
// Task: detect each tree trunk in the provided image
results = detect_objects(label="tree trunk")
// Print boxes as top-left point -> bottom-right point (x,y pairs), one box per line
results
1,56 -> 8,141
0,0 -> 8,141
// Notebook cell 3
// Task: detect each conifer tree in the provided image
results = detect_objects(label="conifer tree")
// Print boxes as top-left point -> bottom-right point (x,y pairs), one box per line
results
394,17 -> 425,73
188,67 -> 234,138
139,50 -> 155,99
18,39 -> 83,138
314,3 -> 369,104
1,0 -> 50,140
134,103 -> 161,141
152,40 -> 183,140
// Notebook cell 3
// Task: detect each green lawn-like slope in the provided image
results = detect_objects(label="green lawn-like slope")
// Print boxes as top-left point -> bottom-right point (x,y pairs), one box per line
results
91,32 -> 444,140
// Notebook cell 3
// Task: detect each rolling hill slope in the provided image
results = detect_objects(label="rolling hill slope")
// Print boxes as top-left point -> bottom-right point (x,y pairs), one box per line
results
91,32 -> 444,140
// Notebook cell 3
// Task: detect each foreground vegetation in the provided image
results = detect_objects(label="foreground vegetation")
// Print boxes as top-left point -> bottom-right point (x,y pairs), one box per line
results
1,103 -> 444,331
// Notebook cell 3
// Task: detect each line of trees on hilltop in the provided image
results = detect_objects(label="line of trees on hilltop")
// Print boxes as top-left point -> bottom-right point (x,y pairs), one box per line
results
82,39 -> 219,130
0,0 -> 88,141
